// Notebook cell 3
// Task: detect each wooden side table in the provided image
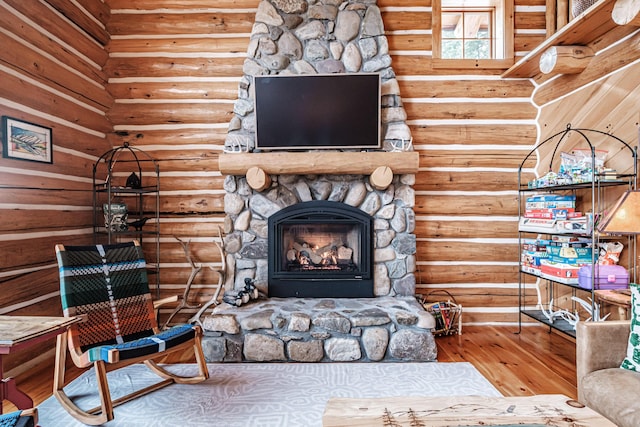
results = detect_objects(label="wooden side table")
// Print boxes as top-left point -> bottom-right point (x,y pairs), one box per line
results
0,315 -> 81,413
594,289 -> 632,320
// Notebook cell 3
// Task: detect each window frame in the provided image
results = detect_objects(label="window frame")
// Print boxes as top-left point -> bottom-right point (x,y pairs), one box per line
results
432,0 -> 514,70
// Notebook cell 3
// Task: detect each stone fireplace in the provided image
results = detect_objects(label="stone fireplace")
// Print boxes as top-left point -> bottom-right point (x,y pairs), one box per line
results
220,172 -> 417,300
199,0 -> 437,363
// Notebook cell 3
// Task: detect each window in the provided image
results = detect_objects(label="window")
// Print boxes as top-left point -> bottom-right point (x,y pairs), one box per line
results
441,10 -> 493,59
433,0 -> 513,69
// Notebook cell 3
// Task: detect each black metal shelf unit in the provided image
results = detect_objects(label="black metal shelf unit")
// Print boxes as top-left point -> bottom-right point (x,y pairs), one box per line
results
517,125 -> 637,338
92,143 -> 160,295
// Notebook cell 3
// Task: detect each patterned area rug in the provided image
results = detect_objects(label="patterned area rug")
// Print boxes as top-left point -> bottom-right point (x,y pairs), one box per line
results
38,362 -> 501,426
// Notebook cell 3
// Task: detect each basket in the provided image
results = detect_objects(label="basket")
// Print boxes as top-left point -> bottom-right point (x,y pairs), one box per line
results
420,290 -> 462,336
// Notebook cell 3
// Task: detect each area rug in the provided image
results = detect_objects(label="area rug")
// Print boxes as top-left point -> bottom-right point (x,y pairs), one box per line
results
37,362 -> 501,426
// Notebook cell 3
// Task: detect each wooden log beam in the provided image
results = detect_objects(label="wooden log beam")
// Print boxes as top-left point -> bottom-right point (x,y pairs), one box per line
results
369,166 -> 394,190
547,0 -> 557,36
539,45 -> 594,74
218,152 -> 420,176
612,0 -> 640,25
558,0 -> 569,27
245,166 -> 272,191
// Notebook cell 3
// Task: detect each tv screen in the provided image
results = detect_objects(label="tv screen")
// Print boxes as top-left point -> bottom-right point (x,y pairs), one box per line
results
254,73 -> 381,150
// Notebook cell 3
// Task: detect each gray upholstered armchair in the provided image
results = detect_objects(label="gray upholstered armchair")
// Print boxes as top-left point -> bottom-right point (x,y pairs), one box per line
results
576,320 -> 640,427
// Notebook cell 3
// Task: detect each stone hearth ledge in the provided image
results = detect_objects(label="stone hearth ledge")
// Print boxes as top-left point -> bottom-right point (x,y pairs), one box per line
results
201,296 -> 437,363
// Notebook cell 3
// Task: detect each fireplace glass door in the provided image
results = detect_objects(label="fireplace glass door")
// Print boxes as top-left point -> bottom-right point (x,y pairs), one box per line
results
268,201 -> 373,298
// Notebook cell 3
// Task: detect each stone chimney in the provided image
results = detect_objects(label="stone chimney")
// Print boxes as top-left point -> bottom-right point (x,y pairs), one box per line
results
220,0 -> 417,299
224,0 -> 412,153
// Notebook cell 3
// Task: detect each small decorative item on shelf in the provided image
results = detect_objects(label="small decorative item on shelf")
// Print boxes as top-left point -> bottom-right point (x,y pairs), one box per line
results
128,217 -> 150,231
103,203 -> 128,232
420,290 -> 462,336
126,172 -> 141,189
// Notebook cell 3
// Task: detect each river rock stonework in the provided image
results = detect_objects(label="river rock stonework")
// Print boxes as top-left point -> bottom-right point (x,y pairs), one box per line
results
202,0 -> 437,362
202,297 -> 437,362
224,0 -> 411,153
221,173 -> 418,298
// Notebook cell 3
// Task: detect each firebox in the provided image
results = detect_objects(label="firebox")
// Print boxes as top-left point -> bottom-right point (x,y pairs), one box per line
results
268,200 -> 374,298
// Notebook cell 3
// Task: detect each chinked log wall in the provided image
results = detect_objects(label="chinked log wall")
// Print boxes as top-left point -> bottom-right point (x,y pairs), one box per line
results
101,0 -> 541,328
0,0 -> 536,343
1,0 -> 639,373
0,0 -> 112,371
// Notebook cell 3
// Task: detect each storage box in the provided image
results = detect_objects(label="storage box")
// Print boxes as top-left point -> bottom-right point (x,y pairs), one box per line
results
540,260 -> 583,281
578,265 -> 629,290
525,194 -> 576,203
546,245 -> 593,264
524,208 -> 580,219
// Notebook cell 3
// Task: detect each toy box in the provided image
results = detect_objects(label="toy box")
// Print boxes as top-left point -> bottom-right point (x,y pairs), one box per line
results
524,208 -> 580,220
525,195 -> 576,210
539,260 -> 582,282
578,265 -> 629,290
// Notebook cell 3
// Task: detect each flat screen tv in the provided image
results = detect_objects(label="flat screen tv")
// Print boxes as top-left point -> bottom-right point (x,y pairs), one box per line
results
254,73 -> 381,150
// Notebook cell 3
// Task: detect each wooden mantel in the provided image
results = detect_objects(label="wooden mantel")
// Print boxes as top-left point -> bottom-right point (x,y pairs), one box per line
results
218,151 -> 420,176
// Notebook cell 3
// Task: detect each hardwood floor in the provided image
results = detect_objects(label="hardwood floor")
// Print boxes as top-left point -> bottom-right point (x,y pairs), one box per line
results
436,325 -> 577,398
1,325 -> 576,414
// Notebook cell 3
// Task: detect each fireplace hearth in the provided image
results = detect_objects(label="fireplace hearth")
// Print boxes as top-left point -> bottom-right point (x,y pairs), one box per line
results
268,200 -> 374,298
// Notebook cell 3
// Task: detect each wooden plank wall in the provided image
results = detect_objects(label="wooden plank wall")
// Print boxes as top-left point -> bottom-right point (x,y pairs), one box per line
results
0,0 -> 112,370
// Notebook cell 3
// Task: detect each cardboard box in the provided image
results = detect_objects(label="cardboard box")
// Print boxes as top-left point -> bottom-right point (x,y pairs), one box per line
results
540,260 -> 583,280
525,195 -> 576,203
546,245 -> 593,264
519,217 -> 556,233
524,208 -> 580,219
521,239 -> 551,252
556,218 -> 590,233
521,250 -> 547,266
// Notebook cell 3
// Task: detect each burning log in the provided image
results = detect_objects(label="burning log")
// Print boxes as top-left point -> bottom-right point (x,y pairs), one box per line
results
289,240 -> 353,266
337,246 -> 353,263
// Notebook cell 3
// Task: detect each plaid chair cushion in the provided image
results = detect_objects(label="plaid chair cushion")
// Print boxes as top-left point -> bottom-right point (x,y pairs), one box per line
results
56,241 -> 194,364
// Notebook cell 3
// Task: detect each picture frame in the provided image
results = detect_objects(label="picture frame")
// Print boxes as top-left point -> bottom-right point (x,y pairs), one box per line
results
1,116 -> 53,164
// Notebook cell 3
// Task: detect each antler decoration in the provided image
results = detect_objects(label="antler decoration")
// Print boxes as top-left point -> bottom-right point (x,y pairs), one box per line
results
161,236 -> 204,329
188,226 -> 226,325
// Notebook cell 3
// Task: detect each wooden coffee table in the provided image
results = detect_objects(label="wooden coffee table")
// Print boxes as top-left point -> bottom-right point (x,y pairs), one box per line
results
322,394 -> 615,426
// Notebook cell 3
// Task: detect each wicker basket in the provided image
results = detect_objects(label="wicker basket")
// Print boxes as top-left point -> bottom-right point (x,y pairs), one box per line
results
420,290 -> 462,336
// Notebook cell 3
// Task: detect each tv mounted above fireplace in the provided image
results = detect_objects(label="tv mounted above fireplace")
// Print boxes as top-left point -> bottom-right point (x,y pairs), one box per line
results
254,73 -> 381,150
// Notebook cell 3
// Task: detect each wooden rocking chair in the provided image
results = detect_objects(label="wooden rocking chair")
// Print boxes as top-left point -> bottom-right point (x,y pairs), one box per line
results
53,241 -> 209,425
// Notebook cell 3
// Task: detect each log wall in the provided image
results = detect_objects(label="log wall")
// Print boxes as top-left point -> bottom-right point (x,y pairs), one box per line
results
0,0 -> 112,371
100,0 -> 543,327
1,0 -> 639,375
